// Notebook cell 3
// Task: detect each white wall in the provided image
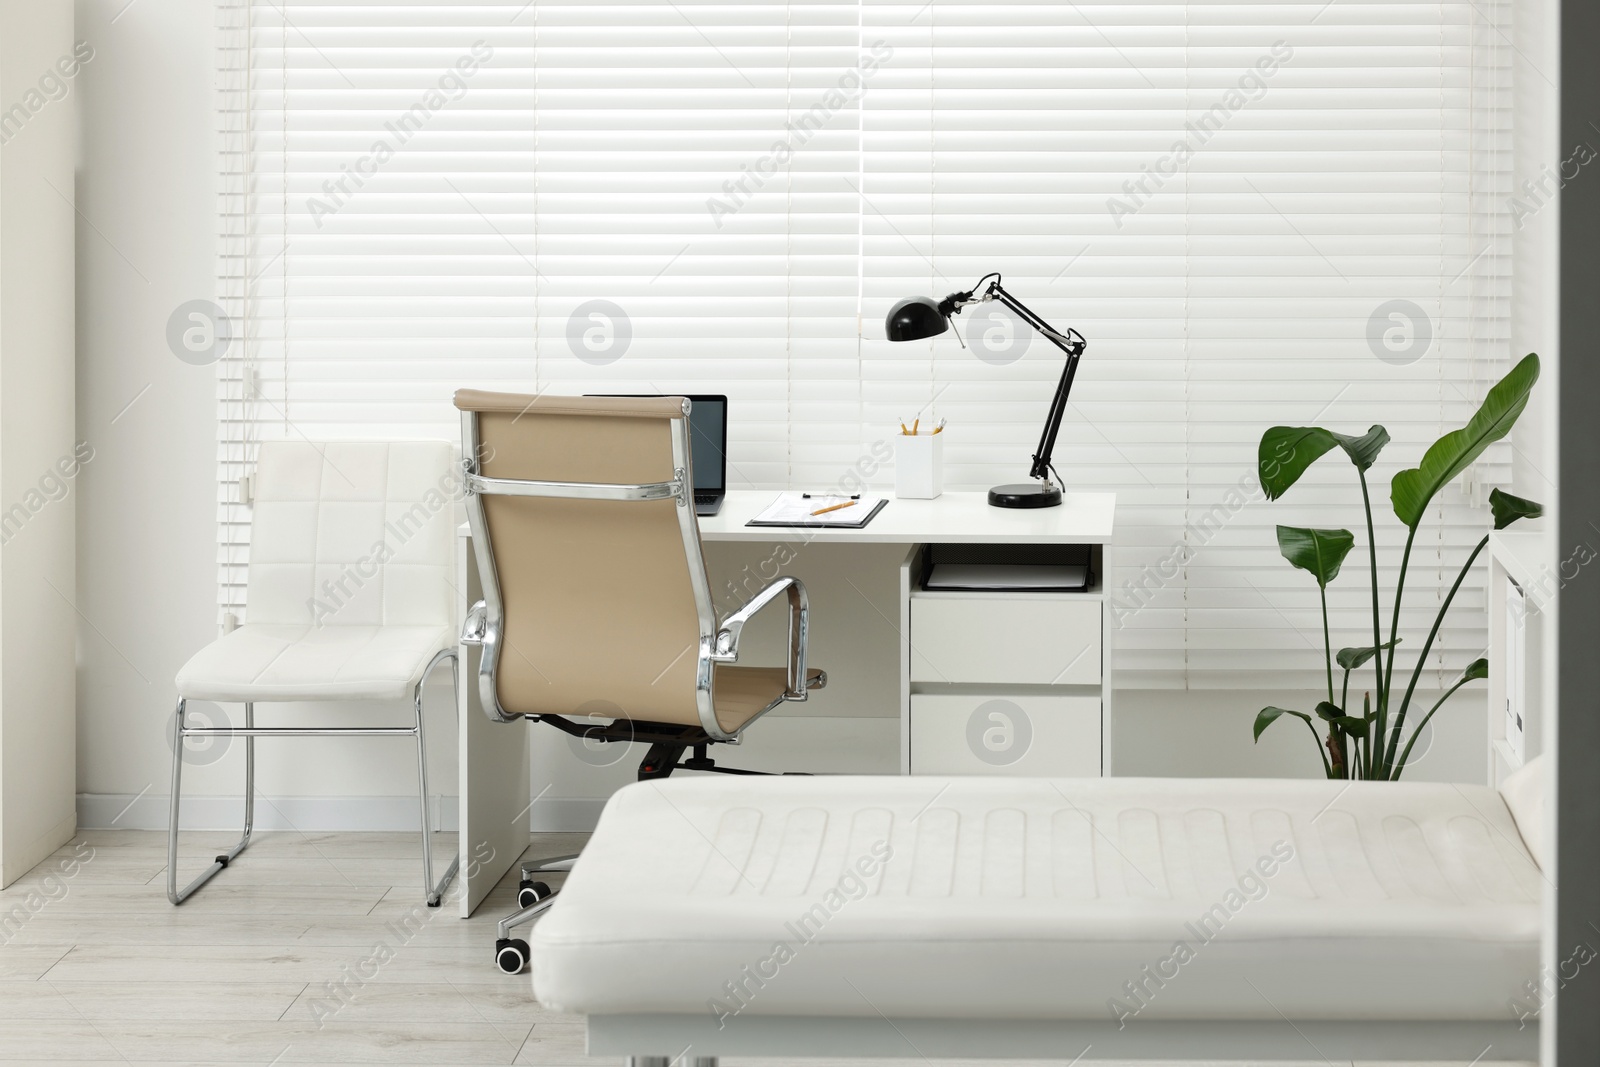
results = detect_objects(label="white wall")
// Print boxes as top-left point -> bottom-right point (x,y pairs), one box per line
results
74,0 -> 461,835
71,0 -> 1492,834
74,0 -> 232,823
0,0 -> 79,885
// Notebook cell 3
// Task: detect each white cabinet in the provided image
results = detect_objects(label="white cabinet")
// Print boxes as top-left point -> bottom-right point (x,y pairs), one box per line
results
1488,530 -> 1548,788
910,693 -> 1101,776
0,1 -> 78,887
909,595 -> 1101,685
899,544 -> 1112,778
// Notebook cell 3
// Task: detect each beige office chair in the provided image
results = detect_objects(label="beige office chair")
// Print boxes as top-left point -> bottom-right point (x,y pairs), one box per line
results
454,391 -> 825,973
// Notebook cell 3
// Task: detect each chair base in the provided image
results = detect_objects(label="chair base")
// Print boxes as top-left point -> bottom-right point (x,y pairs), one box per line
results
488,681 -> 827,970
492,853 -> 576,973
168,649 -> 461,907
649,742 -> 779,779
488,736 -> 780,972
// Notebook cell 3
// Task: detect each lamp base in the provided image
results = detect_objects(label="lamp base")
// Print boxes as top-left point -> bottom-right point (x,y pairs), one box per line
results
988,482 -> 1062,509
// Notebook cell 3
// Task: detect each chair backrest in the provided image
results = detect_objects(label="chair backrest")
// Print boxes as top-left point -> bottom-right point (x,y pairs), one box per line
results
454,391 -> 713,727
245,441 -> 457,631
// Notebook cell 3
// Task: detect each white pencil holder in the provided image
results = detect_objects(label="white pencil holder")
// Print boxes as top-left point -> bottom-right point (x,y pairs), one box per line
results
894,432 -> 944,499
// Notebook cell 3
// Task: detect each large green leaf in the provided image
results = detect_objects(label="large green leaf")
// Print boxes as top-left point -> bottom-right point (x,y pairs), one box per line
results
1258,425 -> 1391,500
1314,701 -> 1368,734
1391,354 -> 1540,528
1489,488 -> 1544,531
1336,638 -> 1400,672
1276,526 -> 1356,589
1254,705 -> 1311,742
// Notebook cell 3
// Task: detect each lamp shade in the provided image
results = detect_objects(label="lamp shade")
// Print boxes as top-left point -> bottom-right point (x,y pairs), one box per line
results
885,296 -> 949,341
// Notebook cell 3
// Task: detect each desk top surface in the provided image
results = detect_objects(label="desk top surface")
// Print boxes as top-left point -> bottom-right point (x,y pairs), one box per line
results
697,490 -> 1115,544
457,491 -> 1116,545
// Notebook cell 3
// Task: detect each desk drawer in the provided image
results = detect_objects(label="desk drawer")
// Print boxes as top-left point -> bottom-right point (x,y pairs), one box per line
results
909,595 -> 1101,684
910,693 -> 1101,776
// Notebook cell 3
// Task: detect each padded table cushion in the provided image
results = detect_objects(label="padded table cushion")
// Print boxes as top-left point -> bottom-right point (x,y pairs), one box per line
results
531,775 -> 1542,1022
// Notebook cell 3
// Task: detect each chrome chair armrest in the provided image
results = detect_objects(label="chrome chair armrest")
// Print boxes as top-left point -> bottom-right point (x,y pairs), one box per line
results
714,576 -> 814,700
461,600 -> 488,646
460,599 -> 524,725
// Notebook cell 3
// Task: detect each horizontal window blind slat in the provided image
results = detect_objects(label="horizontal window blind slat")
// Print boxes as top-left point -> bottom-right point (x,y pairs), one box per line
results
218,0 -> 1512,688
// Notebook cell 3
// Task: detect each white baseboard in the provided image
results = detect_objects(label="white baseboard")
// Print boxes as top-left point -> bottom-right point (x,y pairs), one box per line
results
525,797 -> 608,832
81,716 -> 898,835
78,793 -> 462,833
79,793 -> 608,834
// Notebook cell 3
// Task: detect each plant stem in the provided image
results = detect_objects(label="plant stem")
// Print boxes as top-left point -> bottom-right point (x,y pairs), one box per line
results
1381,534 -> 1490,773
1377,525 -> 1417,780
1301,715 -> 1333,777
1318,583 -> 1349,777
1339,672 -> 1359,778
1320,583 -> 1334,706
1358,470 -> 1383,777
1391,674 -> 1479,777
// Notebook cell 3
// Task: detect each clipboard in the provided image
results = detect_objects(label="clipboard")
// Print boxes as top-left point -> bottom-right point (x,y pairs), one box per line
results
745,493 -> 889,529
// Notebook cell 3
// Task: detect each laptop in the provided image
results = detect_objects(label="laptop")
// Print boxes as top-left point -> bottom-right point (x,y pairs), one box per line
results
589,394 -> 728,516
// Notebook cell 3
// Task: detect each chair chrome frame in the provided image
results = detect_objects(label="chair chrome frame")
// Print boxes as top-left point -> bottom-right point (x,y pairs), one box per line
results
166,648 -> 461,907
458,399 -> 817,745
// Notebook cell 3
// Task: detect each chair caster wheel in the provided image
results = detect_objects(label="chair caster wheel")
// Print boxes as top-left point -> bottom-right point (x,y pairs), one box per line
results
518,879 -> 551,909
495,937 -> 530,974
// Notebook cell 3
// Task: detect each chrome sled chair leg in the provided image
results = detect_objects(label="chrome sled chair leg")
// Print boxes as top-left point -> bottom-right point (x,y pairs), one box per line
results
167,698 -> 255,905
168,650 -> 460,907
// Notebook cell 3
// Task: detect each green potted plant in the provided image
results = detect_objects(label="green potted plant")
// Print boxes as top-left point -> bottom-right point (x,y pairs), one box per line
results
1253,352 -> 1542,780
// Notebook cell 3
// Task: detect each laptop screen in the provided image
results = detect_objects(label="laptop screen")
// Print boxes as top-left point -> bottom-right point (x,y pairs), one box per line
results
586,393 -> 727,493
686,397 -> 726,492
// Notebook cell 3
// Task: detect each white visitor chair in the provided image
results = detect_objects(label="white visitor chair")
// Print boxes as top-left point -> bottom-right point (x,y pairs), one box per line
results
168,441 -> 461,907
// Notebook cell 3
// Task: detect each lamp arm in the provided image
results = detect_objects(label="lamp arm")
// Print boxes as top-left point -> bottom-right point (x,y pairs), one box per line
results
989,282 -> 1086,481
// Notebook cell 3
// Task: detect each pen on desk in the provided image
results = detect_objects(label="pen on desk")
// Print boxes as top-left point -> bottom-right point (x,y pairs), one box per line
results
811,500 -> 857,516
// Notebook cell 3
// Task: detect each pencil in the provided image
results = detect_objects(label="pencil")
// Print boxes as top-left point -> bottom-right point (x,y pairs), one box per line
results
912,417 -> 920,435
810,500 -> 857,516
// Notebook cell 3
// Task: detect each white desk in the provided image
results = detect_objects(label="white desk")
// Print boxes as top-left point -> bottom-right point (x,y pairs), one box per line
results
454,491 -> 1116,916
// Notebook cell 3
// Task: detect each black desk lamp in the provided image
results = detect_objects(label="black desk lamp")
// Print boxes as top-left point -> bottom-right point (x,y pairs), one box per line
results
886,273 -> 1087,508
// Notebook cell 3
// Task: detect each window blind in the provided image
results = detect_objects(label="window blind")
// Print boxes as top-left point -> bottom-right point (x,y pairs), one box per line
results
218,0 -> 1512,691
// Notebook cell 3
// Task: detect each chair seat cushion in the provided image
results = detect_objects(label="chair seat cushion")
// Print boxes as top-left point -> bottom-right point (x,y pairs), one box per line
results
175,624 -> 451,702
530,775 -> 1542,1023
711,666 -> 825,733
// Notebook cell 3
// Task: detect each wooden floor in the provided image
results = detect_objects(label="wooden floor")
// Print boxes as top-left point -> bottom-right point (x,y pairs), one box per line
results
0,829 -> 1534,1067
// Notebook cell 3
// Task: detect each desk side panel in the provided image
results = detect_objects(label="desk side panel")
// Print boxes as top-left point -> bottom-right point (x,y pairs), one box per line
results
457,530 -> 530,917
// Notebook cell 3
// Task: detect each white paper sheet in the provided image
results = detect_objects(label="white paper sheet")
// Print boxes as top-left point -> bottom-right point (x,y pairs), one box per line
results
747,493 -> 888,527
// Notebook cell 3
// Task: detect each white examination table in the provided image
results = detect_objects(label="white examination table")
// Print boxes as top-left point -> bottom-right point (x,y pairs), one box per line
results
531,760 -> 1546,1064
